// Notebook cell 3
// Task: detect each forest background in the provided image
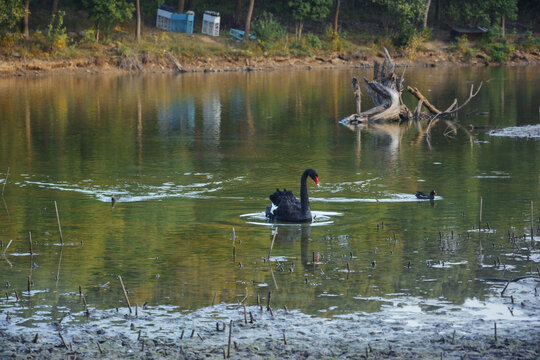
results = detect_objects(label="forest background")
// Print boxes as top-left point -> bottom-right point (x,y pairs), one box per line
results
0,0 -> 539,73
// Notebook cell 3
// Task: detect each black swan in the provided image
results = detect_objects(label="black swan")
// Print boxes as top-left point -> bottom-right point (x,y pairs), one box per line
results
415,190 -> 436,200
266,168 -> 319,222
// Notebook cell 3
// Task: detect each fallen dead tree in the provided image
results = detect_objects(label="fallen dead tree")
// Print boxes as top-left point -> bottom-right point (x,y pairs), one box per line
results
341,48 -> 483,131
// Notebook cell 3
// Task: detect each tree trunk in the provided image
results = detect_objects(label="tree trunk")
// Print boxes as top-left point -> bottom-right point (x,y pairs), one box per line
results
423,0 -> 431,29
435,0 -> 440,25
296,21 -> 304,39
178,0 -> 185,13
243,0 -> 254,41
333,0 -> 340,36
501,15 -> 505,38
234,0 -> 243,26
52,0 -> 59,14
343,48 -> 410,124
352,77 -> 361,115
135,0 -> 141,42
23,0 -> 30,39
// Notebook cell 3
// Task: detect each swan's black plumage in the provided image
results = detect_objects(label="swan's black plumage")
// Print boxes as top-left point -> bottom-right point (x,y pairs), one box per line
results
266,169 -> 319,222
415,190 -> 437,200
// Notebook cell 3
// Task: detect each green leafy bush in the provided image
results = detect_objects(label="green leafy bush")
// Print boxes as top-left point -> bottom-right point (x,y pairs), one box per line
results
479,35 -> 515,62
517,31 -> 539,50
252,12 -> 286,52
45,10 -> 67,51
305,33 -> 322,49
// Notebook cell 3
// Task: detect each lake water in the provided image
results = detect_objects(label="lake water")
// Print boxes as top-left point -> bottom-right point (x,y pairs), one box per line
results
0,66 -> 539,323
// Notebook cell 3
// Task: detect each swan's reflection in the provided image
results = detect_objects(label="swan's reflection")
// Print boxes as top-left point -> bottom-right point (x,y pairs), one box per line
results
270,224 -> 316,271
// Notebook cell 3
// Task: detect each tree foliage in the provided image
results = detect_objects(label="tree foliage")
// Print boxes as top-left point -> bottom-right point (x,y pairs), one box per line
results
82,0 -> 135,40
444,0 -> 518,27
288,0 -> 332,38
288,0 -> 333,22
0,0 -> 25,35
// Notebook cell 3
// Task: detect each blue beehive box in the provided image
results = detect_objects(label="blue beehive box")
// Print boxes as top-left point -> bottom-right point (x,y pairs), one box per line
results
156,7 -> 194,34
171,11 -> 194,34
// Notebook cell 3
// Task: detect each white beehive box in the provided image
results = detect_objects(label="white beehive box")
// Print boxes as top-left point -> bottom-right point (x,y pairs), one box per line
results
156,8 -> 172,31
202,11 -> 220,36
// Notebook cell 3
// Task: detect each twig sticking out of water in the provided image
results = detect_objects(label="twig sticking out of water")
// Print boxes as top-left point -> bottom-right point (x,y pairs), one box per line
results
54,201 -> 64,245
97,341 -> 103,354
2,239 -> 12,257
494,322 -> 497,342
118,276 -> 132,314
266,291 -> 272,311
227,320 -> 233,358
240,287 -> 248,304
27,275 -> 31,293
531,201 -> 534,242
232,227 -> 236,259
451,330 -> 456,345
283,332 -> 287,345
243,305 -> 248,325
500,275 -> 540,296
1,167 -> 9,196
59,332 -> 69,349
28,232 -> 33,255
268,229 -> 278,260
212,292 -> 217,306
479,197 -> 483,230
33,334 -> 38,343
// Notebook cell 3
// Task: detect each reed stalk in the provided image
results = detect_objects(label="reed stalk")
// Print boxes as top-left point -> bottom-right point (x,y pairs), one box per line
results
54,201 -> 64,245
118,276 -> 132,314
268,229 -> 278,260
227,320 -> 233,358
2,239 -> 12,256
28,231 -> 33,255
1,167 -> 9,196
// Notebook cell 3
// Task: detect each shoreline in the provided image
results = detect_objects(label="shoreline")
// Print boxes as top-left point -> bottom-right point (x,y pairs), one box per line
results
1,282 -> 539,359
1,49 -> 539,77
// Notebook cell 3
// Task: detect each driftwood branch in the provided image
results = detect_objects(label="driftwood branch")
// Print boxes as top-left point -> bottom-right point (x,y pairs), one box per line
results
352,77 -> 361,115
500,275 -> 540,296
341,52 -> 484,138
407,86 -> 441,114
423,82 -> 483,137
165,50 -> 186,73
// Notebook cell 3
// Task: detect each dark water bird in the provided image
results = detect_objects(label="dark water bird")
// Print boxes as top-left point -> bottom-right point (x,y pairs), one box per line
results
111,195 -> 120,205
415,190 -> 437,200
266,168 -> 319,222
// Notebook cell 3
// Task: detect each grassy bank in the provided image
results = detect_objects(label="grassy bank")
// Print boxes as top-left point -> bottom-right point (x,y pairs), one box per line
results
1,22 -> 539,75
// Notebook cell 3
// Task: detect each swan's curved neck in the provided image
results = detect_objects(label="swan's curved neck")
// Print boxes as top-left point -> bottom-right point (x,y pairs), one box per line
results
300,171 -> 310,214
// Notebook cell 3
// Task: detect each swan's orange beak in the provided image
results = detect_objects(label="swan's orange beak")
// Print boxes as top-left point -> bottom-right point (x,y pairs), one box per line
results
314,176 -> 320,187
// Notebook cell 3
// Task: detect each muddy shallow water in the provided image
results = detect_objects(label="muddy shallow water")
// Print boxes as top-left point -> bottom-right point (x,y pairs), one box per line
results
1,66 -> 540,358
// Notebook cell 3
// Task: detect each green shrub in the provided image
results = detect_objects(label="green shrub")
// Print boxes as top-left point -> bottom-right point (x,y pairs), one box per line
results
252,12 -> 286,51
480,36 -> 514,62
517,31 -> 539,50
45,10 -> 67,51
305,33 -> 321,49
463,47 -> 476,60
394,23 -> 416,47
404,27 -> 431,60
